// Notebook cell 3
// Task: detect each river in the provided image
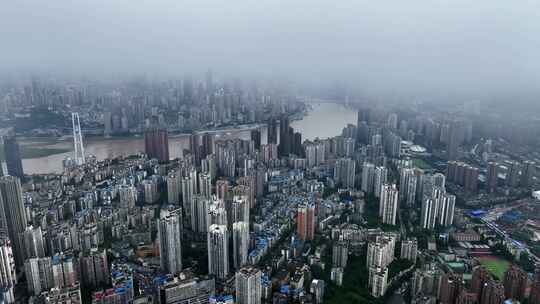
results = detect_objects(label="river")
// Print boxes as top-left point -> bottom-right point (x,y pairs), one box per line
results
21,102 -> 357,174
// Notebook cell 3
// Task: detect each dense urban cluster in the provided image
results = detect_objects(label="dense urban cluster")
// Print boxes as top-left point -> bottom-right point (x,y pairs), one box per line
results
0,77 -> 540,304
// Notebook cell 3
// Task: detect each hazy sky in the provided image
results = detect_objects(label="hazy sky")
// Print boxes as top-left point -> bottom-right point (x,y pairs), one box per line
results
2,0 -> 540,98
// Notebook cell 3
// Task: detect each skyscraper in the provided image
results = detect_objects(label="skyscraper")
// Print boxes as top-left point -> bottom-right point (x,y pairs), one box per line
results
379,184 -> 399,225
3,134 -> 23,179
235,266 -> 262,304
208,224 -> 229,279
297,204 -> 315,241
232,222 -> 249,270
0,176 -> 27,266
144,128 -> 170,162
158,209 -> 183,274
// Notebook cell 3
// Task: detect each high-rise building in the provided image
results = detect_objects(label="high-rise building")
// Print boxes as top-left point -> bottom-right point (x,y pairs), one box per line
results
25,257 -> 54,295
433,173 -> 446,190
144,128 -> 170,162
142,178 -> 159,204
192,195 -> 209,233
420,198 -> 438,230
232,222 -> 249,270
334,158 -> 356,189
199,173 -> 212,199
297,204 -> 315,241
3,135 -> 23,179
506,161 -> 522,188
251,129 -> 261,151
379,184 -> 399,225
480,279 -> 504,304
0,176 -> 27,266
366,236 -> 395,269
456,291 -> 478,304
521,160 -> 536,188
310,279 -> 325,304
267,119 -> 278,145
207,199 -> 227,227
529,267 -> 540,304
369,267 -> 388,298
215,179 -> 229,201
438,194 -> 455,227
51,253 -> 77,289
447,121 -> 462,161
439,274 -> 463,304
374,166 -> 388,198
231,195 -> 250,225
332,241 -> 348,268
182,173 -> 196,228
0,235 -> 16,292
471,266 -> 490,301
119,185 -> 137,209
414,168 -> 425,203
361,163 -> 376,195
278,116 -> 291,157
167,173 -> 181,205
235,266 -> 262,304
23,225 -> 45,258
400,168 -> 417,207
158,209 -> 183,275
503,265 -> 527,301
464,166 -> 479,193
80,248 -> 109,288
304,141 -> 326,168
357,108 -> 372,126
400,238 -> 418,261
486,162 -> 498,193
208,224 -> 229,279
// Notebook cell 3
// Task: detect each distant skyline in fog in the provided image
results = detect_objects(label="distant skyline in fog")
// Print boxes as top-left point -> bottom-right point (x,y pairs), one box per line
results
2,0 -> 540,99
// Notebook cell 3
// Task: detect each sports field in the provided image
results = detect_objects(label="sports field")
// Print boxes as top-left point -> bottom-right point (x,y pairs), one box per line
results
478,256 -> 511,280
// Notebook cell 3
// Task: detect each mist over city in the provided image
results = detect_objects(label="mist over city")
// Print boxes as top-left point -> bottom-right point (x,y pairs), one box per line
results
0,1 -> 539,304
